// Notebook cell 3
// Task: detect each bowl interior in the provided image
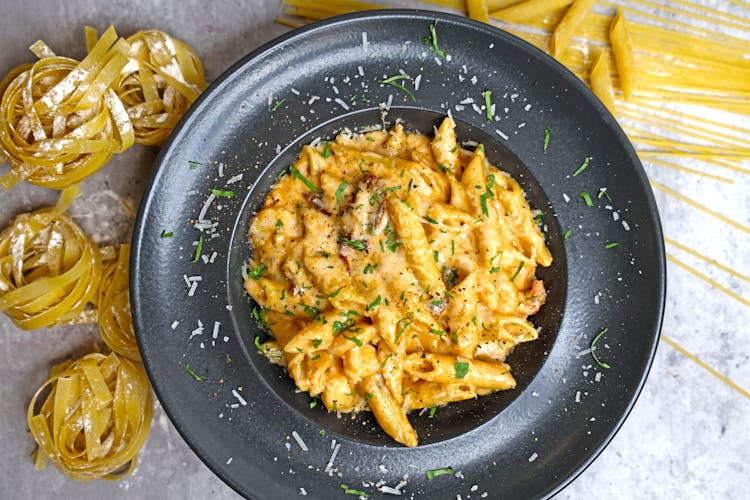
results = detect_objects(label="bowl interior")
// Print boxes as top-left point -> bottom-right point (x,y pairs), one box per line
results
226,106 -> 567,446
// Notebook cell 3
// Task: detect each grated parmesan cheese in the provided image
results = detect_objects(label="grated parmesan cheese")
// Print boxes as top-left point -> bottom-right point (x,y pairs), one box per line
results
291,431 -> 309,451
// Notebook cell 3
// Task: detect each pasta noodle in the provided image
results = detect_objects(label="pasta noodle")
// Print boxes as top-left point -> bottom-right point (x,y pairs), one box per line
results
98,244 -> 140,361
549,0 -> 596,57
0,27 -> 134,191
112,29 -> 206,146
245,118 -> 552,446
467,0 -> 491,23
589,48 -> 616,115
609,10 -> 638,100
490,0 -> 573,23
0,26 -> 206,190
27,351 -> 153,481
0,207 -> 102,330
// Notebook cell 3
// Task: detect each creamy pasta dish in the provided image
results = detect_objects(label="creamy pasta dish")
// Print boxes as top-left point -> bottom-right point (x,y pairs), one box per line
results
244,117 -> 552,446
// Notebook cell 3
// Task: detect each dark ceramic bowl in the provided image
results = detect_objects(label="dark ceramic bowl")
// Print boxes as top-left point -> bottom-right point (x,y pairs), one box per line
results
132,9 -> 665,499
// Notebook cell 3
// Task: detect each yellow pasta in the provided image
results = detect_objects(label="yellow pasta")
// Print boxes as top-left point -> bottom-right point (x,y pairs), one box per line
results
609,10 -> 639,100
467,0 -> 491,23
113,29 -> 206,146
549,0 -> 596,58
98,244 -> 140,361
490,0 -> 573,24
27,351 -> 153,481
0,27 -> 133,191
589,48 -> 616,115
245,118 -> 552,446
0,207 -> 102,330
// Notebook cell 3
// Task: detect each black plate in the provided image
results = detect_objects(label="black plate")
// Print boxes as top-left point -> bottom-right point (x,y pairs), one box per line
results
132,10 -> 665,499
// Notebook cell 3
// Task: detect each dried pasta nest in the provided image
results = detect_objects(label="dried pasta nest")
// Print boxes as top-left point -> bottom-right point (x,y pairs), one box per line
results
0,207 -> 102,329
112,29 -> 206,146
0,28 -> 135,190
98,244 -> 140,361
27,351 -> 153,481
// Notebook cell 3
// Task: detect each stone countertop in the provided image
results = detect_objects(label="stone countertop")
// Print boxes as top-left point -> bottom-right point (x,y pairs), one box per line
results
1,1 -> 747,498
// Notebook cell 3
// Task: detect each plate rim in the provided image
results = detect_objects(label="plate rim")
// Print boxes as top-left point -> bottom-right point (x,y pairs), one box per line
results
131,8 -> 667,499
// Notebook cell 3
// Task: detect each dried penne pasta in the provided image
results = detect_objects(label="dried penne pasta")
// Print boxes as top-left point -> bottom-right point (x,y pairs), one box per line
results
609,10 -> 639,100
549,0 -> 596,58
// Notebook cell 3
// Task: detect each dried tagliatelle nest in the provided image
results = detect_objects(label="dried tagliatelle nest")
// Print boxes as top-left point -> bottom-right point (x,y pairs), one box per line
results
0,202 -> 102,330
27,351 -> 154,481
98,243 -> 140,361
0,26 -> 205,191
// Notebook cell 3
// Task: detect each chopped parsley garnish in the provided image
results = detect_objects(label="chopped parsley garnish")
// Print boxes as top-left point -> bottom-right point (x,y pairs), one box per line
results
451,239 -> 455,256
192,235 -> 204,263
429,328 -> 446,337
543,128 -> 550,153
482,90 -> 493,121
312,338 -> 323,348
605,242 -> 619,249
226,354 -> 232,364
254,336 -> 264,354
424,215 -> 439,225
591,327 -> 611,369
454,361 -> 469,379
573,156 -> 591,176
563,228 -> 573,240
427,467 -> 454,480
271,98 -> 286,111
328,287 -> 344,298
211,188 -> 234,198
438,163 -> 454,175
319,429 -> 326,436
188,160 -> 201,170
185,363 -> 205,382
340,484 -> 368,497
579,191 -> 594,207
335,181 -> 349,205
380,74 -> 416,102
533,212 -> 544,224
395,317 -> 412,342
479,174 -> 496,216
367,295 -> 382,312
598,188 -> 612,201
510,261 -> 524,282
489,266 -> 500,274
343,334 -> 363,346
384,223 -> 402,252
428,406 -> 437,418
302,304 -> 320,319
433,250 -> 439,263
319,141 -> 332,158
446,268 -> 458,288
289,165 -> 320,192
309,398 -> 318,409
340,236 -> 367,251
247,263 -> 266,280
252,306 -> 269,327
363,263 -> 376,274
160,229 -> 173,238
425,20 -> 447,58
381,353 -> 393,369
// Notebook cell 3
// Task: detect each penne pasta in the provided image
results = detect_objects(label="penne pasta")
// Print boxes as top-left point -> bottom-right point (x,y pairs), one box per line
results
245,117 -> 551,446
609,10 -> 639,100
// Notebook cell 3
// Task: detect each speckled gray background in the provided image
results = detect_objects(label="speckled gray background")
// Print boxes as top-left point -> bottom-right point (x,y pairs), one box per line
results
1,1 -> 748,498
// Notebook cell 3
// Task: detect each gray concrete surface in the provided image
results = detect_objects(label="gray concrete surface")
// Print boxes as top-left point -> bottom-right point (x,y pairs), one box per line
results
0,1 -> 748,498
